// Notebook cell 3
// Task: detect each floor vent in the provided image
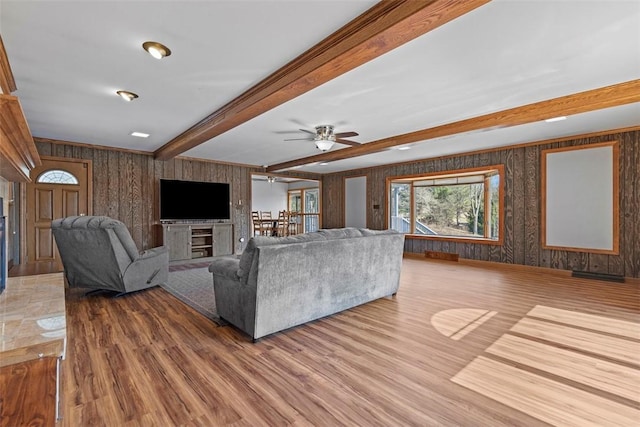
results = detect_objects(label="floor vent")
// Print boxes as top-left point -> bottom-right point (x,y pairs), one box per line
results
571,270 -> 625,283
425,251 -> 459,262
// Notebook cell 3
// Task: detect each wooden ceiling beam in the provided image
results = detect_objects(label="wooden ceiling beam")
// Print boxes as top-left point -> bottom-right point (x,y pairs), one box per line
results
153,0 -> 490,160
0,94 -> 40,181
266,80 -> 640,172
0,35 -> 18,94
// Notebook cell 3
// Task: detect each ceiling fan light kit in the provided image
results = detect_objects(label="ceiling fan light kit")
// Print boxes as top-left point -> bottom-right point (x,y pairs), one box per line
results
314,138 -> 335,151
285,124 -> 360,151
314,125 -> 336,151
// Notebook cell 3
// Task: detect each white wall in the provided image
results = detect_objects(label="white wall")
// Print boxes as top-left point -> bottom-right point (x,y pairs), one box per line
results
251,180 -> 288,216
287,180 -> 319,190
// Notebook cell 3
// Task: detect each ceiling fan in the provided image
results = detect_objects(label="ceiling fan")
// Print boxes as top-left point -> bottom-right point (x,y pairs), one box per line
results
284,125 -> 360,151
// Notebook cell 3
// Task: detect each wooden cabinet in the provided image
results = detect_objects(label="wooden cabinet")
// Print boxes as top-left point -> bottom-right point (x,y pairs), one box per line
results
163,225 -> 191,261
0,357 -> 59,427
212,223 -> 233,256
162,223 -> 233,261
0,273 -> 66,426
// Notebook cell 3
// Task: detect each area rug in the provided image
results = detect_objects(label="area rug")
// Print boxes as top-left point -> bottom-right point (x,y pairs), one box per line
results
161,267 -> 224,325
168,261 -> 212,272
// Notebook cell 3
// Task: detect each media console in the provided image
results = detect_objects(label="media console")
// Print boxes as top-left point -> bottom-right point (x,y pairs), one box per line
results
161,222 -> 233,261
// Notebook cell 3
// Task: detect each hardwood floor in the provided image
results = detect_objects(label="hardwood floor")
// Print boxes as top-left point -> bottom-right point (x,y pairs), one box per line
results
8,261 -> 62,277
60,259 -> 640,426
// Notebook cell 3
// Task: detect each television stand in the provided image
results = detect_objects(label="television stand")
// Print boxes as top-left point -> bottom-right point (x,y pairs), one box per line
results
161,223 -> 233,261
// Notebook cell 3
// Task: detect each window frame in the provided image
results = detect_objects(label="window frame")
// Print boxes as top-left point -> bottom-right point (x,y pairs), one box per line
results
288,187 -> 321,233
386,165 -> 504,245
36,169 -> 79,185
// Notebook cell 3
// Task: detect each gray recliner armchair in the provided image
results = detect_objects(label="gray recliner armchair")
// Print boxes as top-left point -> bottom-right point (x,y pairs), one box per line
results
52,216 -> 168,295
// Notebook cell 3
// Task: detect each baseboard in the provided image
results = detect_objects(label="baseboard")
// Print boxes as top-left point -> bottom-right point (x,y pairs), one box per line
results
403,252 -> 425,260
402,254 -> 639,283
571,270 -> 625,283
424,251 -> 459,262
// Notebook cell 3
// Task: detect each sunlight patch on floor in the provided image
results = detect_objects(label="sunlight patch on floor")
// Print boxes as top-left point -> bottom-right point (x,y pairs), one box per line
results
452,305 -> 640,427
431,308 -> 498,340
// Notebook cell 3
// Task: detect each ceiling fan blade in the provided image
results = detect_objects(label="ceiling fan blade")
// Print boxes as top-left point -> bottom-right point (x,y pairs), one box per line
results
335,138 -> 361,147
299,128 -> 317,135
284,137 -> 314,141
334,131 -> 359,138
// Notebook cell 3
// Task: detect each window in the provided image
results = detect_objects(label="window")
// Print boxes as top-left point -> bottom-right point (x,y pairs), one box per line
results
388,166 -> 503,242
288,191 -> 301,212
288,188 -> 320,233
37,169 -> 78,185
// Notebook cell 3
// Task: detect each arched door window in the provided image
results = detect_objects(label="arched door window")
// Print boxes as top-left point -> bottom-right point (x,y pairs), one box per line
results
37,169 -> 79,185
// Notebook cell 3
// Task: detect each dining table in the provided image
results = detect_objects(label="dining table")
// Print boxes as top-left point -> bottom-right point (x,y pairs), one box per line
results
255,218 -> 278,236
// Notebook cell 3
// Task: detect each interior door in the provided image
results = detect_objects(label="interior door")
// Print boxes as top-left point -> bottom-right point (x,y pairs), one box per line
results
26,158 -> 91,264
345,176 -> 367,228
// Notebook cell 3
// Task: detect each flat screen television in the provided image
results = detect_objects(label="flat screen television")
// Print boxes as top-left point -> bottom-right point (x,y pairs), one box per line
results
160,179 -> 231,221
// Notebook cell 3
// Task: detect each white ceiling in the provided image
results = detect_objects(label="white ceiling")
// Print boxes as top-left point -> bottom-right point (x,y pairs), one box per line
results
2,0 -> 639,174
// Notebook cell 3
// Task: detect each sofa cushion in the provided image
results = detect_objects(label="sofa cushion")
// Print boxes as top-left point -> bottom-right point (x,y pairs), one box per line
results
359,228 -> 399,236
317,227 -> 363,239
254,233 -> 328,246
238,233 -> 328,280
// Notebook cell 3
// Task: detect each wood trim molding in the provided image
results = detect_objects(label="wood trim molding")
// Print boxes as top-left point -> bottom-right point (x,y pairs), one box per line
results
540,141 -> 619,255
267,79 -> 640,172
153,0 -> 490,161
0,35 -> 17,94
0,94 -> 40,182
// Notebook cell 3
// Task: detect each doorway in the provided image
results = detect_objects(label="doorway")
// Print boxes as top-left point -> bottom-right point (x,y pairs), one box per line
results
25,157 -> 92,266
250,174 -> 321,236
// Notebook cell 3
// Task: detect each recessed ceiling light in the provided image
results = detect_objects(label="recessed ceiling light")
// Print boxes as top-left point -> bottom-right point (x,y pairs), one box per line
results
131,132 -> 149,138
319,162 -> 329,166
142,41 -> 171,59
116,90 -> 138,102
545,116 -> 567,123
396,146 -> 411,151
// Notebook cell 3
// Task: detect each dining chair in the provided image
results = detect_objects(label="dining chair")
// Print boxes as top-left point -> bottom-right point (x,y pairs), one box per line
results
275,210 -> 288,236
252,211 -> 267,236
260,211 -> 272,220
288,211 -> 300,235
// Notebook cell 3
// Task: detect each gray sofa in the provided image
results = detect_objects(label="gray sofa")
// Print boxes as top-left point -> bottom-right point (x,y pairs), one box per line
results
52,216 -> 169,295
208,228 -> 405,340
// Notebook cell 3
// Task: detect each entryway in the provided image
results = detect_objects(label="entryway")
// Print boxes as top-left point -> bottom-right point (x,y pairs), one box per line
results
21,157 -> 92,272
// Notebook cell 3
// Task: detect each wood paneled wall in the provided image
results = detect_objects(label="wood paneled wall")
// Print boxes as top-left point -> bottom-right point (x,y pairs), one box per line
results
322,130 -> 640,278
35,141 -> 262,252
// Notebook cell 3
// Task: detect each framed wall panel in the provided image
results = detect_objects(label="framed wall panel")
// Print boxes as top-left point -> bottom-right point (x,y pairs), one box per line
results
541,142 -> 619,254
345,176 -> 367,228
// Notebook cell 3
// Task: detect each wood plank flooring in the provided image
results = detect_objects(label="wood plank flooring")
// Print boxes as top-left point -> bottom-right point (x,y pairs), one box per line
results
59,259 -> 640,426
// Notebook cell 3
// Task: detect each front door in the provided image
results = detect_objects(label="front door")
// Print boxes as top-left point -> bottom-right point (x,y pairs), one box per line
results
26,158 -> 92,264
